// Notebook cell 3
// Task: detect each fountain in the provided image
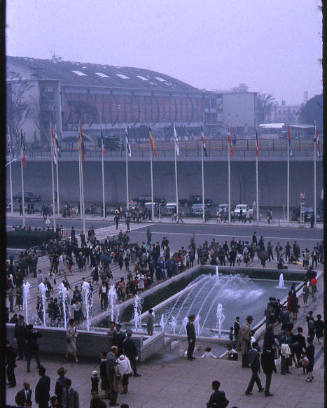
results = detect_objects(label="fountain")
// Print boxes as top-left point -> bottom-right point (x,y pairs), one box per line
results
58,282 -> 68,329
277,273 -> 286,289
182,316 -> 188,334
38,282 -> 47,327
215,265 -> 219,280
160,314 -> 166,332
216,303 -> 225,338
169,316 -> 177,334
194,314 -> 201,337
81,280 -> 91,331
23,281 -> 31,324
133,294 -> 142,330
108,285 -> 118,323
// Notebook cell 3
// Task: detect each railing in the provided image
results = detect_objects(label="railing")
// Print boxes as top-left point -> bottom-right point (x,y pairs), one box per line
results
23,138 -> 323,161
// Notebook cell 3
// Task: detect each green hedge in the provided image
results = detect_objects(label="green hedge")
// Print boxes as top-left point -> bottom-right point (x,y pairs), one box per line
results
7,230 -> 59,249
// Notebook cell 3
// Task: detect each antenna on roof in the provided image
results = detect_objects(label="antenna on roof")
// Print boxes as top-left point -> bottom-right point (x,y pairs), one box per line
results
51,49 -> 62,62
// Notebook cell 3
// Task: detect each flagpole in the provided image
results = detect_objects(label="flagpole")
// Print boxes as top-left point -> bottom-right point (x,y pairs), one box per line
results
20,153 -> 25,228
314,127 -> 317,227
256,154 -> 259,222
78,145 -> 83,221
227,139 -> 231,224
56,159 -> 60,216
201,140 -> 205,223
125,136 -> 129,210
287,141 -> 290,222
174,143 -> 179,217
150,150 -> 154,221
81,157 -> 86,235
101,138 -> 105,218
50,128 -> 57,230
9,158 -> 13,214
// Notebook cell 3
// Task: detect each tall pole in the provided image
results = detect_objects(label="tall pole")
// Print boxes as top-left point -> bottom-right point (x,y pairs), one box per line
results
50,127 -> 57,230
9,159 -> 13,214
201,142 -> 205,223
125,137 -> 129,210
150,151 -> 154,221
81,156 -> 86,235
287,144 -> 290,222
314,133 -> 317,227
101,141 -> 105,218
56,160 -> 60,216
20,157 -> 25,228
228,144 -> 231,223
78,151 -> 83,222
256,155 -> 259,222
174,146 -> 179,217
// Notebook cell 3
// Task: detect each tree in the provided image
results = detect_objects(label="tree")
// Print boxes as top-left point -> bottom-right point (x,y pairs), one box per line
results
298,94 -> 323,130
256,93 -> 275,124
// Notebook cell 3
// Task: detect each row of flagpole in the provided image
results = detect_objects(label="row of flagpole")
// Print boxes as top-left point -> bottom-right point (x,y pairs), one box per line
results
8,122 -> 321,228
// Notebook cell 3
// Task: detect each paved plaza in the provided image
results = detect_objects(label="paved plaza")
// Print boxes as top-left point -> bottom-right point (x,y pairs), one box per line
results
6,216 -> 324,407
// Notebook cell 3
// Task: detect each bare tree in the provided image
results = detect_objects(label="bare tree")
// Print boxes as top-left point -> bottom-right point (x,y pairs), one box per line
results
256,93 -> 275,123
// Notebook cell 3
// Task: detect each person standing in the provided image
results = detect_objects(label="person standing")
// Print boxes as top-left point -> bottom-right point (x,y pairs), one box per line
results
206,380 -> 229,408
237,315 -> 253,368
116,354 -> 133,394
245,342 -> 264,395
315,314 -> 324,344
186,315 -> 196,361
35,366 -> 51,408
61,378 -> 79,408
15,382 -> 32,407
106,346 -> 119,407
261,347 -> 276,397
305,337 -> 315,382
55,367 -> 69,404
14,315 -> 26,360
146,309 -> 154,336
25,324 -> 42,372
66,319 -> 78,363
5,341 -> 17,388
123,330 -> 141,376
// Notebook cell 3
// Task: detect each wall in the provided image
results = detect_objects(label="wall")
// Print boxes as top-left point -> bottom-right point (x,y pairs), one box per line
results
7,160 -> 322,208
222,92 -> 256,128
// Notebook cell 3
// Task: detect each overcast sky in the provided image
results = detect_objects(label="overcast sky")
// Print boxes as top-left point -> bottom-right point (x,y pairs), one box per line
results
7,0 -> 322,104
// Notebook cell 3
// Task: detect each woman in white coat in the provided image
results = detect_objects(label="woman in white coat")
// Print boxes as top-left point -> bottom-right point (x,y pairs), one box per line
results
116,354 -> 132,394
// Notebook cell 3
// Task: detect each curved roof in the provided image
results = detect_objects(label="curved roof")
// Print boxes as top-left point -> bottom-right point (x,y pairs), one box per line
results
7,56 -> 198,93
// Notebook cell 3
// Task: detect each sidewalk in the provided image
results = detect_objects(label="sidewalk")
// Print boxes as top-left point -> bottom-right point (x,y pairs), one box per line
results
6,210 -> 323,229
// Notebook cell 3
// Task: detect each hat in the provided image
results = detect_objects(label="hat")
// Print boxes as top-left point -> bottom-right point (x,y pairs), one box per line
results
57,367 -> 67,375
91,370 -> 98,376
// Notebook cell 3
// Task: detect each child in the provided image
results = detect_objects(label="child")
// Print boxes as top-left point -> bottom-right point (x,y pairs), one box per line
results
99,352 -> 108,398
298,352 -> 309,375
201,347 -> 217,359
91,370 -> 99,393
219,345 -> 238,360
315,314 -> 324,345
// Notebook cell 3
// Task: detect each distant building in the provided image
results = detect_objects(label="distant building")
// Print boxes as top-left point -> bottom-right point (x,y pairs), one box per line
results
6,56 -> 225,145
265,100 -> 300,124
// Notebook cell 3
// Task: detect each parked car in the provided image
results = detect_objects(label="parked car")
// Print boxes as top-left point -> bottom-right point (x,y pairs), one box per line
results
205,199 -> 214,207
13,191 -> 41,203
217,203 -> 229,216
165,202 -> 177,215
191,203 -> 205,216
232,204 -> 250,219
291,206 -> 314,222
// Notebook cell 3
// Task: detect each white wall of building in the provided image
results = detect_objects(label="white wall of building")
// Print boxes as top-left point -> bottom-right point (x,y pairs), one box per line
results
222,92 -> 256,128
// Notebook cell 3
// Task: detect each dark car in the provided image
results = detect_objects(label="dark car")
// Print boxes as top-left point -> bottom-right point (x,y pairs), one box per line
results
205,199 -> 214,207
291,206 -> 314,222
13,191 -> 41,203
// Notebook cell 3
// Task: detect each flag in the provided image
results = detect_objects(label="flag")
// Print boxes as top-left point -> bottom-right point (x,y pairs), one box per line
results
287,126 -> 293,157
125,128 -> 131,157
255,130 -> 259,158
78,122 -> 85,162
54,125 -> 60,157
148,127 -> 158,157
314,124 -> 320,158
20,130 -> 26,167
200,127 -> 207,156
227,127 -> 234,158
50,124 -> 57,165
7,129 -> 13,160
173,123 -> 179,156
100,128 -> 106,155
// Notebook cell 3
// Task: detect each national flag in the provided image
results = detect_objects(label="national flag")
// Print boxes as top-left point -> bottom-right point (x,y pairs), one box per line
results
54,125 -> 60,157
173,123 -> 179,156
314,124 -> 320,158
7,128 -> 13,160
148,127 -> 158,157
100,128 -> 106,155
50,124 -> 57,165
255,130 -> 259,158
227,127 -> 234,158
125,128 -> 132,157
20,130 -> 26,167
200,127 -> 207,156
287,126 -> 293,157
78,122 -> 85,162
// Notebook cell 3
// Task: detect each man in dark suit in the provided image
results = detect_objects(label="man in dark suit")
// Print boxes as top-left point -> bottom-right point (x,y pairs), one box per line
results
233,316 -> 240,343
14,315 -> 26,360
6,341 -> 17,388
206,380 -> 229,408
122,330 -> 141,377
35,366 -> 51,408
186,315 -> 196,360
15,382 -> 32,407
25,324 -> 42,372
245,341 -> 264,395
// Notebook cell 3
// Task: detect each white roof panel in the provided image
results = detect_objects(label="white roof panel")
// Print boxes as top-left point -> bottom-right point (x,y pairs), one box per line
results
72,70 -> 87,76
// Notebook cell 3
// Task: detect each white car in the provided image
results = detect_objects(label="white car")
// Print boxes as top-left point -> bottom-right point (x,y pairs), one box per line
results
232,204 -> 250,218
